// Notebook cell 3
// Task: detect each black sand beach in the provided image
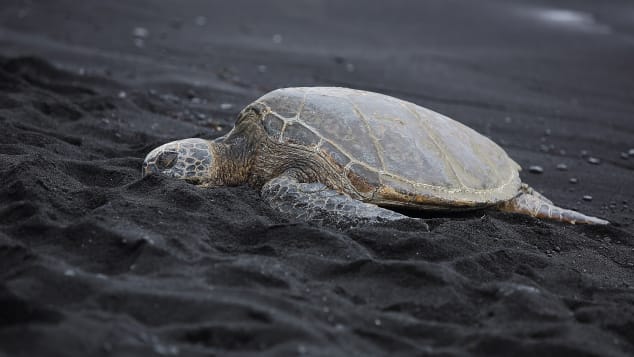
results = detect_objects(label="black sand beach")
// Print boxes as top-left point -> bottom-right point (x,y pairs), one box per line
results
1,1 -> 633,356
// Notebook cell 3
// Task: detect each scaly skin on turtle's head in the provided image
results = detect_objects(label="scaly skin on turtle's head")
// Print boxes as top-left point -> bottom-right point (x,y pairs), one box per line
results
142,138 -> 214,184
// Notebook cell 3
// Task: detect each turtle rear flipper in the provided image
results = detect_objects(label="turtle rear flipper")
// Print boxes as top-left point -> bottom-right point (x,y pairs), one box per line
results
261,174 -> 423,228
497,185 -> 609,225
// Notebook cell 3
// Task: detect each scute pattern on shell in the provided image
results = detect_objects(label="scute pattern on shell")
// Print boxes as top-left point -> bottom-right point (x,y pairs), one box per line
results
256,87 -> 522,206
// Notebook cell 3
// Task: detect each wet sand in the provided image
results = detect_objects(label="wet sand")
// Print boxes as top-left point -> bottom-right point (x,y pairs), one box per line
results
0,1 -> 633,356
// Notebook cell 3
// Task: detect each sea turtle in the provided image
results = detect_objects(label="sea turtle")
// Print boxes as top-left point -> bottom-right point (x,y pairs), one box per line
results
142,87 -> 608,227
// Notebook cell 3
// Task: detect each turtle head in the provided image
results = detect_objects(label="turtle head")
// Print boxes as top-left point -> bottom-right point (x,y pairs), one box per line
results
142,138 -> 215,185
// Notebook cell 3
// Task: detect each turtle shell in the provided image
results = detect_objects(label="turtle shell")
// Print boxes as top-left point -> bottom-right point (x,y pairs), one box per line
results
254,87 -> 522,208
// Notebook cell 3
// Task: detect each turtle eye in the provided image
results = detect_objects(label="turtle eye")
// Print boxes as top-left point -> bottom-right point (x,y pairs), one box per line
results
156,151 -> 178,169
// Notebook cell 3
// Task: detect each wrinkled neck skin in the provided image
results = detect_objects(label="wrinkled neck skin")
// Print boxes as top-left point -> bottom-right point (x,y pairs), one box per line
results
204,105 -> 353,192
203,110 -> 265,187
206,137 -> 252,186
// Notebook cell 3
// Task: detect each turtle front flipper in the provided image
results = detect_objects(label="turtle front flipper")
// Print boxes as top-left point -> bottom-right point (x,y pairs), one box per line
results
497,184 -> 609,225
261,175 -> 419,228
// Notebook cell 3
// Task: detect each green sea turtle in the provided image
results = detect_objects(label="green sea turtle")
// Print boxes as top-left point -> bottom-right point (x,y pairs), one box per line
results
142,87 -> 608,227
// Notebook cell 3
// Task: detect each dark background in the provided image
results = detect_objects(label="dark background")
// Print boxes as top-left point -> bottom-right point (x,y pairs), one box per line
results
0,1 -> 633,356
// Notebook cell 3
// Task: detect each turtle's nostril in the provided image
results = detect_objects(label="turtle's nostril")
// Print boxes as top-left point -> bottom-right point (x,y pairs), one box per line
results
142,162 -> 159,177
156,151 -> 178,169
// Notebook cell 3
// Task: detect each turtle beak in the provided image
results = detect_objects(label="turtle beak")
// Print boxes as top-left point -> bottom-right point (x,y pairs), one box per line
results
142,162 -> 151,176
142,143 -> 179,178
142,159 -> 161,177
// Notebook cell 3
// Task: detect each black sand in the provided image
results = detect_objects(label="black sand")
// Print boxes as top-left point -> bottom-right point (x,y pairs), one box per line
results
1,1 -> 633,356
